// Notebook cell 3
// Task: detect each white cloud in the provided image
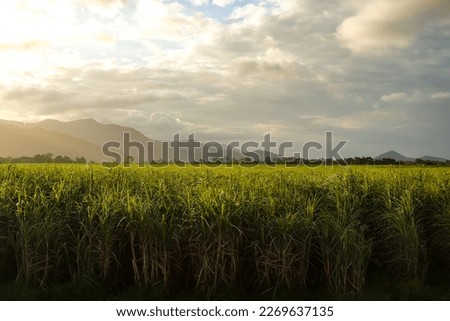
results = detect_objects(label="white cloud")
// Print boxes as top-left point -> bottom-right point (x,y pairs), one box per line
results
431,92 -> 450,99
312,109 -> 411,130
190,0 -> 209,6
380,92 -> 407,102
0,1 -> 77,44
136,0 -> 218,45
260,0 -> 305,15
212,0 -> 235,8
337,0 -> 450,54
79,0 -> 126,18
229,4 -> 268,26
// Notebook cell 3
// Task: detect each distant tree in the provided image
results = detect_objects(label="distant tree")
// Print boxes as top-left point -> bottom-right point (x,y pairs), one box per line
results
45,153 -> 54,163
345,157 -> 354,165
75,157 -> 87,164
62,156 -> 72,163
378,158 -> 396,165
33,154 -> 45,163
124,156 -> 134,165
0,157 -> 11,163
0,154 -> 89,164
265,156 -> 274,164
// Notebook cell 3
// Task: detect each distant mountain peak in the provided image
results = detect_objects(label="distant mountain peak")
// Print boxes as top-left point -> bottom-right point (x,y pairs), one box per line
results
375,151 -> 448,163
420,155 -> 448,162
375,150 -> 415,162
377,150 -> 405,157
39,118 -> 99,124
77,118 -> 101,124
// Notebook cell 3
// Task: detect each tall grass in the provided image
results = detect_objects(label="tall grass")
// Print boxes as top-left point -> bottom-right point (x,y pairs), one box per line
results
315,173 -> 372,295
424,174 -> 450,268
374,173 -> 428,280
248,175 -> 317,292
0,164 -> 449,298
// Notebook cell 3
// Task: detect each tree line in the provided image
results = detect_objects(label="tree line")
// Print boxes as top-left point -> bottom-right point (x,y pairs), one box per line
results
0,153 -> 87,164
0,154 -> 448,166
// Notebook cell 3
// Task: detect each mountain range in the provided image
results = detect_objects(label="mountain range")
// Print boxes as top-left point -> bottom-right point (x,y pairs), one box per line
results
0,120 -> 103,161
0,119 -> 447,163
0,118 -> 164,163
0,118 -> 275,163
375,150 -> 448,163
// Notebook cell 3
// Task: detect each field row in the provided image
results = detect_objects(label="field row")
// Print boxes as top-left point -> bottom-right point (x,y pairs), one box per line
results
0,165 -> 449,299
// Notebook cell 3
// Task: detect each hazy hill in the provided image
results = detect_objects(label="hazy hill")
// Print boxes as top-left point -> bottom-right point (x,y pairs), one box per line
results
0,119 -> 23,126
419,156 -> 448,162
3,119 -> 445,164
26,119 -> 252,163
375,150 -> 448,163
375,150 -> 415,162
28,118 -> 153,148
26,118 -> 165,162
0,122 -> 103,161
1,118 -> 227,163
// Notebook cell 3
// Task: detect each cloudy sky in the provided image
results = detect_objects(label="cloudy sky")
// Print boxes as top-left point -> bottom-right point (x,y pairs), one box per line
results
1,0 -> 449,158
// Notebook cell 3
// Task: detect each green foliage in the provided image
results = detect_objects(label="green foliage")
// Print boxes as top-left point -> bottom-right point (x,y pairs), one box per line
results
0,164 -> 449,299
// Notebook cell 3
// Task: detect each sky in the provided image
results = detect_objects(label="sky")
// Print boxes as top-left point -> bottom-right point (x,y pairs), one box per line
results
0,0 -> 449,158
